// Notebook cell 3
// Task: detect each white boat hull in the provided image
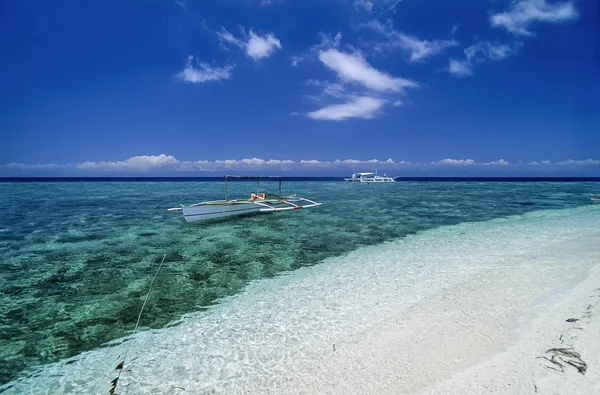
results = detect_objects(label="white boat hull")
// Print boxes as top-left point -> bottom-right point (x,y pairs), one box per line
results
182,203 -> 262,222
359,178 -> 395,183
345,177 -> 396,182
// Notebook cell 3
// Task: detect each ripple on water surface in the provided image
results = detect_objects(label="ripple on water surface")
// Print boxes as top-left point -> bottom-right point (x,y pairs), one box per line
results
0,180 -> 596,384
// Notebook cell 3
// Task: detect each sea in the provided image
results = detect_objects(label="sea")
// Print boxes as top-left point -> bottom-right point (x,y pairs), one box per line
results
0,177 -> 599,393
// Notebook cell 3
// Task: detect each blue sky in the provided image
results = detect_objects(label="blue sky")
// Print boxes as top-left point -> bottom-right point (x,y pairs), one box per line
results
1,0 -> 598,176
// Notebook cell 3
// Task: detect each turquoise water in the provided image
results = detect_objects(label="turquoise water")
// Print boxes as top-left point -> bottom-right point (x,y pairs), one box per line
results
0,180 -> 597,385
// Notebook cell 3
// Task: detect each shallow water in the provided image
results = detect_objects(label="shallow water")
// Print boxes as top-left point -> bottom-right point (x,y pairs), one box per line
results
0,180 -> 597,385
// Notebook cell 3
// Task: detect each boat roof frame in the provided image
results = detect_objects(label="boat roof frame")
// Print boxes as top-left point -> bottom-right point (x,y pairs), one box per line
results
224,175 -> 283,201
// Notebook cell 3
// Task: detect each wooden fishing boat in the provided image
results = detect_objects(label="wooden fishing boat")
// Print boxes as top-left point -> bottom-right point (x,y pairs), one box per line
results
168,175 -> 322,222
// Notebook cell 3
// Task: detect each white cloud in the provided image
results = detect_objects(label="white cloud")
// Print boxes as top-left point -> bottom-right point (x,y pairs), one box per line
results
333,158 -> 402,165
306,96 -> 386,121
218,28 -> 282,62
362,20 -> 458,62
300,159 -> 327,165
555,159 -> 600,166
465,41 -> 521,62
291,56 -> 304,67
297,34 -> 417,122
318,49 -> 417,92
464,44 -> 488,64
176,56 -> 234,83
527,159 -> 600,167
304,79 -> 322,87
447,59 -> 473,77
217,28 -> 240,46
3,162 -> 67,169
240,158 -> 266,166
77,154 -> 179,171
392,32 -> 458,63
451,24 -> 459,36
246,31 -> 282,61
304,79 -> 346,100
321,32 -> 344,48
260,0 -> 280,6
4,156 -> 600,174
179,158 -> 293,171
354,0 -> 374,12
361,19 -> 388,35
172,158 -> 297,171
486,43 -> 515,60
485,159 -> 510,166
296,158 -> 405,166
267,159 -> 295,165
490,0 -> 579,36
448,41 -> 521,78
337,159 -> 362,165
432,159 -> 476,165
291,32 -> 342,67
354,0 -> 402,13
530,160 -> 552,165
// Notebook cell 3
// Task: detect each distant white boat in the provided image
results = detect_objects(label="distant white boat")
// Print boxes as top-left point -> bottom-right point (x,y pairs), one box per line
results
169,175 -> 322,222
344,172 -> 398,183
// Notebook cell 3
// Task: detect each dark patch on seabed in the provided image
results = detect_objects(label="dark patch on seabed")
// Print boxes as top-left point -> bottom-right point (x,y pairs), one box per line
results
0,180 -> 596,385
139,232 -> 158,237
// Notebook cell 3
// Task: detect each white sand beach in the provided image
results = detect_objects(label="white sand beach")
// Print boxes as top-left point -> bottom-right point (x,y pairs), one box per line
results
4,206 -> 600,394
417,262 -> 600,395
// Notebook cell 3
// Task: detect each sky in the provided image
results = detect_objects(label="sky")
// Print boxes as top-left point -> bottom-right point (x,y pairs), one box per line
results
1,0 -> 599,176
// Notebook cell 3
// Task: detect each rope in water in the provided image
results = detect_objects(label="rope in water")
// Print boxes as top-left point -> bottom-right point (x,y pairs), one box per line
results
110,253 -> 167,395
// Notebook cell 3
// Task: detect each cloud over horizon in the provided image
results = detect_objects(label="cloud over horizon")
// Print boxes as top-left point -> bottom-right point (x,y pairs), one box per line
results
3,155 -> 599,175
